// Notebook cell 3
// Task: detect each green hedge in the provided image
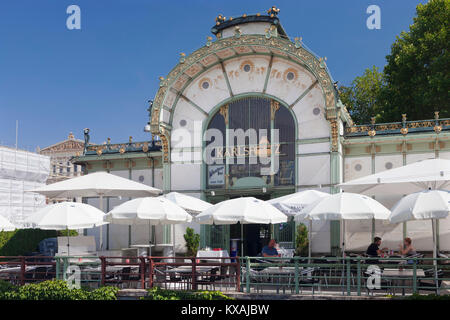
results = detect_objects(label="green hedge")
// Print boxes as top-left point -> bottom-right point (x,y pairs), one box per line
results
0,229 -> 78,256
0,280 -> 118,300
142,287 -> 234,300
407,293 -> 450,300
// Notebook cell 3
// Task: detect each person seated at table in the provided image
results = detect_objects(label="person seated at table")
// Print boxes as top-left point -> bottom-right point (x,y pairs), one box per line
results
366,237 -> 388,261
399,237 -> 417,256
262,239 -> 281,258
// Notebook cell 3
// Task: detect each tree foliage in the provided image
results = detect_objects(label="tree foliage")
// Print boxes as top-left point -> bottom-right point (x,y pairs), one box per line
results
341,0 -> 449,124
339,66 -> 385,124
381,0 -> 450,122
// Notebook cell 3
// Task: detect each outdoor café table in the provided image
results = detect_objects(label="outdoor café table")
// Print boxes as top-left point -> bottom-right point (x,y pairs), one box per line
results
382,268 -> 425,296
196,250 -> 230,263
258,266 -> 299,294
166,265 -> 217,290
0,266 -> 38,283
277,248 -> 295,258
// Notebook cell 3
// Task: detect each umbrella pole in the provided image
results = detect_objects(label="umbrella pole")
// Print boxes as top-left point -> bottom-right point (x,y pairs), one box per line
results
308,219 -> 312,263
432,218 -> 439,294
342,220 -> 346,258
99,195 -> 104,251
240,223 -> 244,257
67,227 -> 70,257
173,225 -> 176,258
149,221 -> 152,257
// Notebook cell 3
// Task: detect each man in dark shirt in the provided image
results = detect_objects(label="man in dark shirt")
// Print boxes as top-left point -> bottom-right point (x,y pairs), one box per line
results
366,237 -> 387,262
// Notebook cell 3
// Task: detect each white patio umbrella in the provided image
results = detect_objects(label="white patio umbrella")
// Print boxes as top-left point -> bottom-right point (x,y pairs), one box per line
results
295,193 -> 391,257
339,158 -> 450,195
269,190 -> 330,260
164,192 -> 213,214
0,215 -> 16,232
30,171 -> 162,250
389,190 -> 450,293
104,196 -> 192,256
195,197 -> 288,256
268,190 -> 329,216
390,190 -> 450,257
24,202 -> 108,255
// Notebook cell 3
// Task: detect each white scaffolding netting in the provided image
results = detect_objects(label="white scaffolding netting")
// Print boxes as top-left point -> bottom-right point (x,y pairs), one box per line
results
0,147 -> 50,226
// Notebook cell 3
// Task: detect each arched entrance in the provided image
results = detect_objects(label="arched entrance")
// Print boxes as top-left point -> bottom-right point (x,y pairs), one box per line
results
202,96 -> 297,254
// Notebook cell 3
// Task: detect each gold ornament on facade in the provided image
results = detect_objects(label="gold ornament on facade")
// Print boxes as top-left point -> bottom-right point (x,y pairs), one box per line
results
179,52 -> 186,63
219,104 -> 229,125
119,147 -> 125,154
330,120 -> 339,152
270,100 -> 280,120
150,34 -> 339,139
96,148 -> 102,156
142,143 -> 149,153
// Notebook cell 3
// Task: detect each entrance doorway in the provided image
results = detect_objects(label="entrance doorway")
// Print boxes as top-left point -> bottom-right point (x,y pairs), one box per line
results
229,194 -> 272,256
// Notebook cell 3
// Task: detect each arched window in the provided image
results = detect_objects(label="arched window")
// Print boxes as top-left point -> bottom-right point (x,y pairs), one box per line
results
206,97 -> 295,188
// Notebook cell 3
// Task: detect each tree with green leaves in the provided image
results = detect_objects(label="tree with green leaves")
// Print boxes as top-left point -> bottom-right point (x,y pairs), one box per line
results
339,66 -> 385,124
380,0 -> 449,122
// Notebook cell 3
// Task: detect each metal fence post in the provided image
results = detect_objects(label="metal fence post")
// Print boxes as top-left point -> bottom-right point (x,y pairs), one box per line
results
294,257 -> 299,294
62,257 -> 68,281
357,257 -> 361,296
20,257 -> 25,285
246,257 -> 250,293
55,257 -> 60,280
191,257 -> 197,290
100,256 -> 106,286
412,258 -> 417,294
149,257 -> 154,288
139,257 -> 146,289
236,256 -> 241,292
346,257 -> 351,296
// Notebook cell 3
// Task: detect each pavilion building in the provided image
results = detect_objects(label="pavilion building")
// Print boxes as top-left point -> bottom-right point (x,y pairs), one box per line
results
73,8 -> 450,255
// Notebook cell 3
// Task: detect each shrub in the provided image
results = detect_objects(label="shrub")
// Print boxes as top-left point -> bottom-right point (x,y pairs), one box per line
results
142,287 -> 234,300
407,293 -> 450,300
295,223 -> 309,257
0,229 -> 78,256
0,280 -> 118,300
184,227 -> 200,256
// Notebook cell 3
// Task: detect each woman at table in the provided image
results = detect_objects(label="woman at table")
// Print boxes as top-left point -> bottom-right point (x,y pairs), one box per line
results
398,237 -> 417,256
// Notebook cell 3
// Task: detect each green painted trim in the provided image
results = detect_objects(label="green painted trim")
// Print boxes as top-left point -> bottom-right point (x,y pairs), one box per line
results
180,95 -> 209,117
296,152 -> 331,157
220,60 -> 234,97
289,80 -> 318,109
73,151 -> 162,162
262,54 -> 274,93
297,137 -> 330,144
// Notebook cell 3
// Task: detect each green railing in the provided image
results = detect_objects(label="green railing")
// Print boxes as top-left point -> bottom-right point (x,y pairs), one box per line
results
239,256 -> 450,296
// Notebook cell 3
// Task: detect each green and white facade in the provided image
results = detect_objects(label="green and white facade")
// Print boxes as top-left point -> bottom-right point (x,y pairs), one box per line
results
73,11 -> 450,255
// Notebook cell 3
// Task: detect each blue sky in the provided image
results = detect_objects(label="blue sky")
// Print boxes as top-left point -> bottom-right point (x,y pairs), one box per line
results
0,0 -> 426,150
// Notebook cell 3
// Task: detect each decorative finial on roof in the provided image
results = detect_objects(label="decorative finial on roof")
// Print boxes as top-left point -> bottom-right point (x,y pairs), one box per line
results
68,132 -> 74,140
215,14 -> 226,25
206,36 -> 213,47
401,114 -> 408,135
179,52 -> 186,64
242,14 -> 247,18
294,37 -> 302,48
267,6 -> 280,17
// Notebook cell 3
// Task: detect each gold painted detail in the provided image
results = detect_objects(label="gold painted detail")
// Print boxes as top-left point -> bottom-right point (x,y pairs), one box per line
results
270,100 -> 280,120
330,119 -> 339,152
219,105 -> 229,125
149,34 -> 339,135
